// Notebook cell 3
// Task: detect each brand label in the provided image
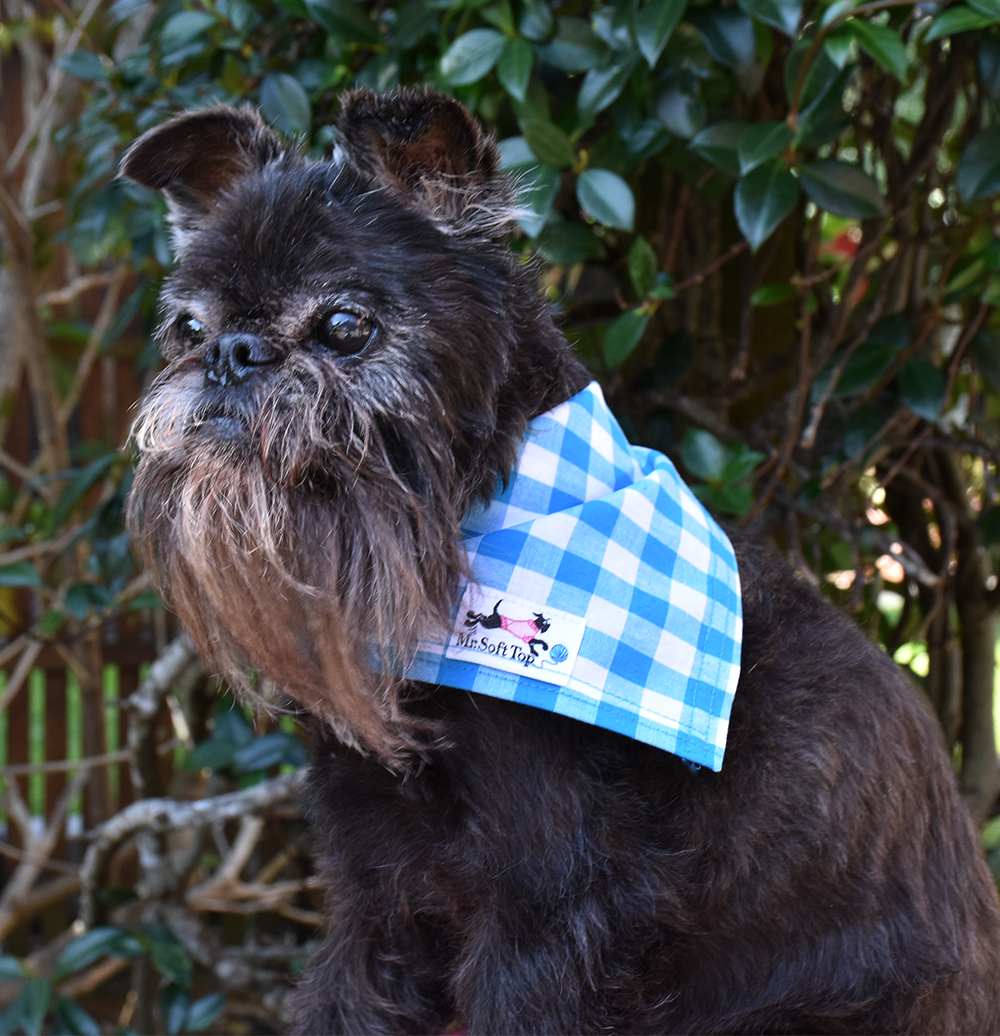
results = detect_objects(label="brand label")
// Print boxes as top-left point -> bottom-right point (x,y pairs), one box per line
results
445,585 -> 586,686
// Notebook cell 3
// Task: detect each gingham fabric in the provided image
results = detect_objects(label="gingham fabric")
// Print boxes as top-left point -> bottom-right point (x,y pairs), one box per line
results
407,382 -> 743,771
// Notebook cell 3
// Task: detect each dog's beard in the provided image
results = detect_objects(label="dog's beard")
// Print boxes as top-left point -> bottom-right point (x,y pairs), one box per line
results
129,351 -> 467,761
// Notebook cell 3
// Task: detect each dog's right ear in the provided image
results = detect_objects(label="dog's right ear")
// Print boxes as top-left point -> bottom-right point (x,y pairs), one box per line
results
119,106 -> 282,253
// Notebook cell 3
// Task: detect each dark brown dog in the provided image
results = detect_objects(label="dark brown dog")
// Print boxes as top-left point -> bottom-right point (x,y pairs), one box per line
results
122,88 -> 1000,1034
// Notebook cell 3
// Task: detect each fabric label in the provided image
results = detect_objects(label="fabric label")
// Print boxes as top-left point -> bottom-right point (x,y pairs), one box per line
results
446,584 -> 586,687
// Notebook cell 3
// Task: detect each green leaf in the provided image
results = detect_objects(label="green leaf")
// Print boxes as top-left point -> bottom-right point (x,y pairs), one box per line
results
630,236 -> 659,298
4,978 -> 50,1036
497,37 -> 533,102
655,84 -> 706,139
159,10 -> 216,54
521,119 -> 576,168
0,956 -> 25,980
969,0 -> 1000,16
709,482 -> 755,515
721,443 -> 767,482
232,731 -> 303,773
304,0 -> 383,45
185,736 -> 241,772
737,121 -> 793,175
734,160 -> 799,252
956,126 -> 1000,202
537,16 -> 605,71
736,0 -> 801,35
50,452 -> 118,531
214,704 -> 256,746
899,359 -> 946,421
681,429 -> 727,481
535,222 -> 605,264
751,282 -> 796,306
578,54 -> 639,118
925,4 -> 995,41
54,927 -> 144,981
634,0 -> 688,66
0,562 -> 41,588
519,0 -> 553,42
440,28 -> 505,85
689,120 -> 747,176
185,992 -> 227,1032
689,9 -> 762,93
159,984 -> 191,1036
577,168 -> 635,231
150,940 -> 192,991
57,51 -> 109,80
260,73 -> 312,138
52,996 -> 101,1036
604,310 -> 650,367
843,19 -> 907,82
798,159 -> 885,218
972,331 -> 1000,392
979,504 -> 1000,547
481,0 -> 516,34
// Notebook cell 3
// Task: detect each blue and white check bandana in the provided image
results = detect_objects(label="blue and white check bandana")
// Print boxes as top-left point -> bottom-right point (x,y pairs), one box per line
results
408,382 -> 743,771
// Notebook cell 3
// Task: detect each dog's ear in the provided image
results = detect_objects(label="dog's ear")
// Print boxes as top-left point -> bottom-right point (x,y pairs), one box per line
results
119,105 -> 282,252
336,87 -> 514,236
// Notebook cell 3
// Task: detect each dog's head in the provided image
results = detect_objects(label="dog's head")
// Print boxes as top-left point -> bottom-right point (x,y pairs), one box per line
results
122,88 -> 583,760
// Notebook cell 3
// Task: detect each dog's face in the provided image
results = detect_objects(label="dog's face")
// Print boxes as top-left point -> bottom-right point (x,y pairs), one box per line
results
122,89 -> 571,760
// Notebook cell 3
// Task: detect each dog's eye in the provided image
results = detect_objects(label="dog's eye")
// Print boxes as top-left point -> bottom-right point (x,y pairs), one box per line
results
316,312 -> 376,355
178,316 -> 206,349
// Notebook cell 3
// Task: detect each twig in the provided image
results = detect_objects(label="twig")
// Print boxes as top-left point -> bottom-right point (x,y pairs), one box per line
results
37,272 -> 116,306
79,768 -> 309,927
672,240 -> 749,294
0,639 -> 43,714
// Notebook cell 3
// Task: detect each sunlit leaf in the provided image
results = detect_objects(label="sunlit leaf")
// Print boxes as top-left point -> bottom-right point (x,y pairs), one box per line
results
577,168 -> 635,230
655,84 -> 706,139
440,28 -> 505,84
537,16 -> 605,71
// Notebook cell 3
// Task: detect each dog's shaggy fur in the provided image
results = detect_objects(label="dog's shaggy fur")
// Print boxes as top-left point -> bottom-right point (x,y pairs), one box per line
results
123,88 -> 1000,1034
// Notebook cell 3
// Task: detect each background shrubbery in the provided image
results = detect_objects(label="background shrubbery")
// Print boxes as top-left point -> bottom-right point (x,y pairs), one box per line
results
4,0 -> 1000,1030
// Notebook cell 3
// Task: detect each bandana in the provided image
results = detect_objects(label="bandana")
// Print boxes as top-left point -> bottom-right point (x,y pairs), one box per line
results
407,382 -> 742,771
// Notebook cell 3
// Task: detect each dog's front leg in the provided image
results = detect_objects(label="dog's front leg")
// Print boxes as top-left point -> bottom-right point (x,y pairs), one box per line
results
450,879 -> 614,1035
289,902 -> 455,1036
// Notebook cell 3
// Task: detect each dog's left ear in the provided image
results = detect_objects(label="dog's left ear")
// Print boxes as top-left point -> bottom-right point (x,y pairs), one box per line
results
120,105 -> 282,253
336,87 -> 514,236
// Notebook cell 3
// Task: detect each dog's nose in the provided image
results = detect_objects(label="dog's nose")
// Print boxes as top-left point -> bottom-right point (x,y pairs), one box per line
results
204,333 -> 280,386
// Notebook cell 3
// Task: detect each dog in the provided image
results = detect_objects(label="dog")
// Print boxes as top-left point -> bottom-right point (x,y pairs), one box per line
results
121,88 -> 1000,1034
